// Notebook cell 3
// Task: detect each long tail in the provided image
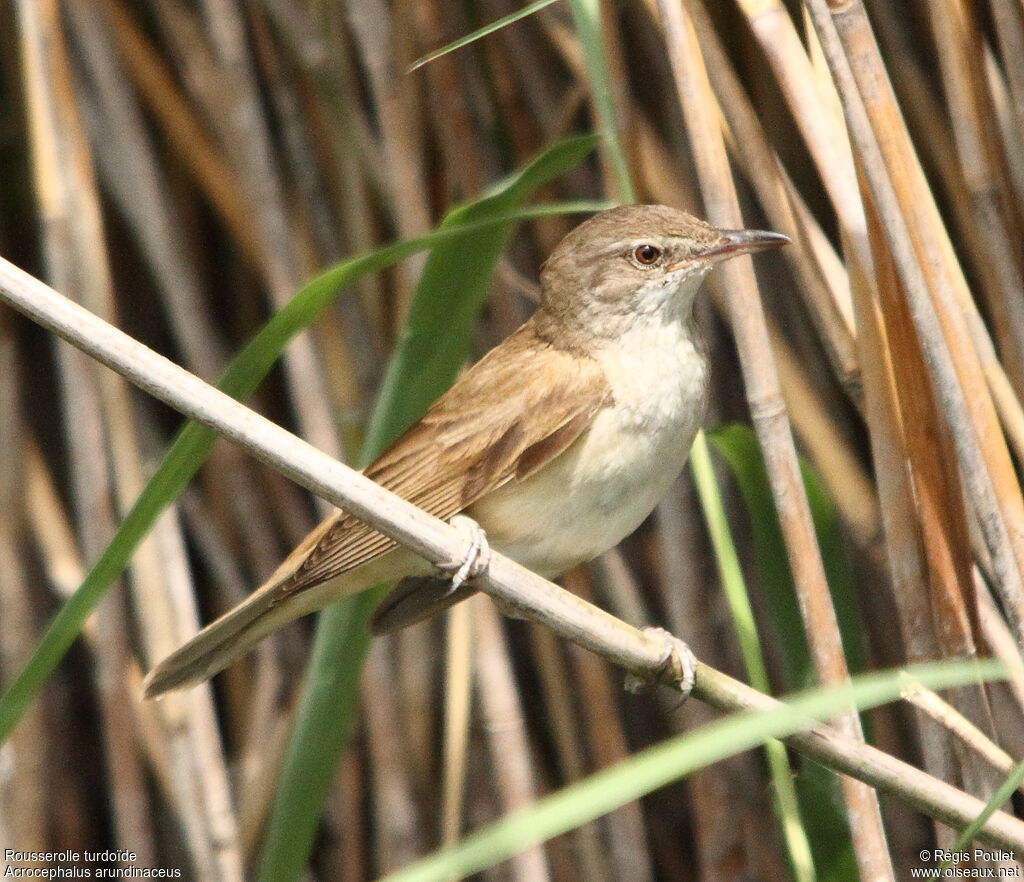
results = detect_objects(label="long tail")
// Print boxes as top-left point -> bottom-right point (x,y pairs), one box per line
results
142,546 -> 419,698
141,577 -> 293,699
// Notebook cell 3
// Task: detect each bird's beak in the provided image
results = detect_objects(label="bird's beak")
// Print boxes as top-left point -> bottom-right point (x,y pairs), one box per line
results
666,228 -> 790,272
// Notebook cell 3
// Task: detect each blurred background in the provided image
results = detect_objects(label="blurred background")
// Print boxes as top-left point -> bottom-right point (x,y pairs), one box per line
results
2,0 -> 1024,879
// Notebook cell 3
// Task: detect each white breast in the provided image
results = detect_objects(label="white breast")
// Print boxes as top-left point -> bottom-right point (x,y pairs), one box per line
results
469,317 -> 708,577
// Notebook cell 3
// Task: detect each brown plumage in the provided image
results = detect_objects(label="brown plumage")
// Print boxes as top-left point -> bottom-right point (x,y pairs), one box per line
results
143,322 -> 610,697
269,323 -> 611,597
143,205 -> 787,698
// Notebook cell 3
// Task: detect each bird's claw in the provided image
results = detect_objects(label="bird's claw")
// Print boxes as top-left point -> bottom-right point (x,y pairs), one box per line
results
624,627 -> 697,697
437,515 -> 491,590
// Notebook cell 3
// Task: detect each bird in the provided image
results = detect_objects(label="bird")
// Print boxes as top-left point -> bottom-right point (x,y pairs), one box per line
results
142,204 -> 788,698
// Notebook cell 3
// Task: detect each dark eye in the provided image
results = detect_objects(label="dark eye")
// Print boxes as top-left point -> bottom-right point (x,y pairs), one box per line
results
633,244 -> 662,265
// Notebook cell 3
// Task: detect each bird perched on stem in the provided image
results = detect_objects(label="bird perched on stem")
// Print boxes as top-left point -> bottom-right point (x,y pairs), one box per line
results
143,204 -> 788,698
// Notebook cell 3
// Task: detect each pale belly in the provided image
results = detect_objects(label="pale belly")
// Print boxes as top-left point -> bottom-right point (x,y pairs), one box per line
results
468,320 -> 708,577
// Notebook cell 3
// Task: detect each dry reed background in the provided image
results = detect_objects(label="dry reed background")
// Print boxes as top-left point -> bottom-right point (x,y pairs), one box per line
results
2,0 -> 1024,879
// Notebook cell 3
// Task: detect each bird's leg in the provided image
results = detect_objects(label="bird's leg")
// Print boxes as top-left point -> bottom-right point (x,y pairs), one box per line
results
436,514 -> 492,590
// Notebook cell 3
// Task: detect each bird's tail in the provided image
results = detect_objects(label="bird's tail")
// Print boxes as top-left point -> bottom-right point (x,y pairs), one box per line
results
142,546 -> 417,699
141,578 -> 290,699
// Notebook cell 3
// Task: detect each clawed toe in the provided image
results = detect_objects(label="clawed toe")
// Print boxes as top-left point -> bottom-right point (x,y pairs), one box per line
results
436,514 -> 492,589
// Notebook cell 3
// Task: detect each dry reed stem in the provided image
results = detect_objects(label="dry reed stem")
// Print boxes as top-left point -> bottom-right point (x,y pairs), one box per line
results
654,2 -> 893,874
862,191 -> 976,662
238,683 -> 289,846
564,564 -> 658,876
473,600 -> 552,882
928,0 -> 1024,394
94,590 -> 160,865
803,0 -> 1024,648
16,3 -> 244,875
188,0 -> 305,298
846,224 -> 962,845
16,1 -> 241,872
411,0 -> 488,197
820,0 -> 1024,816
483,0 -> 564,140
24,440 -> 86,597
987,1 -> 1024,132
175,0 -> 341,463
345,0 -> 432,317
0,314 -> 47,867
101,0 -> 264,269
734,0 -> 873,272
149,0 -> 238,147
985,10 -> 1024,219
441,601 -> 474,847
571,638 -> 656,882
652,476 -> 706,646
128,663 -> 177,797
529,623 -> 613,882
363,638 -> 427,873
741,0 -> 1024,485
118,0 -> 340,465
248,12 -> 339,269
865,0 -> 1024,572
70,0 -> 225,382
683,0 -> 859,398
976,576 -> 1024,715
869,184 -> 1008,809
770,329 -> 878,544
765,0 -> 1024,471
325,750 -> 370,881
902,679 -> 1023,789
28,439 -> 160,858
693,663 -> 1024,850
235,707 -> 297,860
844,227 -> 931,654
588,550 -> 649,632
18,474 -> 144,864
396,623 -> 440,802
592,0 -> 639,192
299,28 -> 395,434
482,32 -> 545,168
308,8 -> 393,218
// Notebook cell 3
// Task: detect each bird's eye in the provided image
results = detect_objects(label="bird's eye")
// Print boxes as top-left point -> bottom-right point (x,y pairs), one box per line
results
633,244 -> 662,265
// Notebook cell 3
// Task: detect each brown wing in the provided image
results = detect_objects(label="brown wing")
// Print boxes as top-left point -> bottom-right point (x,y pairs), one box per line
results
275,321 -> 611,596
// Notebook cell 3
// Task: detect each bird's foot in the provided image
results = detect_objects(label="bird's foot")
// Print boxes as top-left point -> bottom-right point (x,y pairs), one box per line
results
624,627 -> 697,698
436,514 -> 492,590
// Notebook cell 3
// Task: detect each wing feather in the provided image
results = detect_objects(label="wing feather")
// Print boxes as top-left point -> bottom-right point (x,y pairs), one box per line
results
276,322 -> 611,597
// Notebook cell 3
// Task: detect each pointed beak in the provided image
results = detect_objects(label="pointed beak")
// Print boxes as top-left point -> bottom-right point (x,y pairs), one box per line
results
666,228 -> 789,271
